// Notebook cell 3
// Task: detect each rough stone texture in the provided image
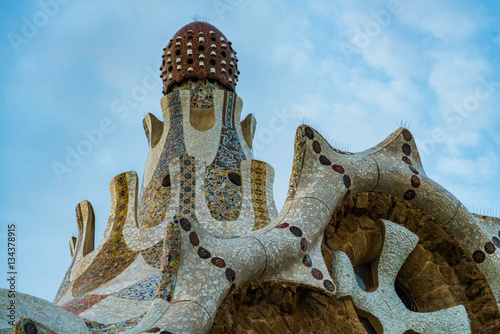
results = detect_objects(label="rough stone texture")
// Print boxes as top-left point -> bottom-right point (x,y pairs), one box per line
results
209,280 -> 366,334
323,192 -> 500,334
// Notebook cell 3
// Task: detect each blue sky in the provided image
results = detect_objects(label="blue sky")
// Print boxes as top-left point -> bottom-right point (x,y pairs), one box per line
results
1,0 -> 499,303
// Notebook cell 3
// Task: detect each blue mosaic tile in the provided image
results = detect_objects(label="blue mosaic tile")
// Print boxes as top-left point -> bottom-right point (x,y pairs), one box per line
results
114,275 -> 159,300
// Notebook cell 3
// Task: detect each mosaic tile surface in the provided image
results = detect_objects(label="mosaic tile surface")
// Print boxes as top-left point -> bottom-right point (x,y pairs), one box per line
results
84,313 -> 146,333
203,91 -> 246,221
0,289 -> 90,333
114,275 -> 159,300
10,318 -> 58,334
79,296 -> 152,324
86,254 -> 159,296
204,165 -> 242,221
211,91 -> 246,170
170,79 -> 224,109
251,160 -> 270,230
138,91 -> 186,228
287,127 -> 307,199
157,217 -> 181,302
61,294 -> 108,315
72,173 -> 138,298
141,240 -> 164,269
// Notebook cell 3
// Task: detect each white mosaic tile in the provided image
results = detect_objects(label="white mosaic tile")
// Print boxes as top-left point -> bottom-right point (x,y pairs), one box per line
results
88,256 -> 159,295
79,295 -> 152,323
0,289 -> 90,333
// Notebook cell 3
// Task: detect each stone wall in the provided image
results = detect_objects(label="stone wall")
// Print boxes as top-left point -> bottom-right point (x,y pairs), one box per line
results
209,280 -> 366,333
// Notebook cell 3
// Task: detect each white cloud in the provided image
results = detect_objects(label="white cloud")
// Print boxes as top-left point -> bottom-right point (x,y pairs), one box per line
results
436,152 -> 499,180
399,0 -> 478,41
272,38 -> 313,73
428,51 -> 490,108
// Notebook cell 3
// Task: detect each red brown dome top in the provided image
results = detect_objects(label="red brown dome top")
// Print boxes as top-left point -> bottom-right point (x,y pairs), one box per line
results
161,21 -> 240,94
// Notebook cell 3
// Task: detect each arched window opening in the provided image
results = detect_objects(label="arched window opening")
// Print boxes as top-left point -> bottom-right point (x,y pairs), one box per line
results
162,174 -> 171,187
354,264 -> 375,291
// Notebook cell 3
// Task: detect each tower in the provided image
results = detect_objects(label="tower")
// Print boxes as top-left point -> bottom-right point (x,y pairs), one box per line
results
1,21 -> 499,334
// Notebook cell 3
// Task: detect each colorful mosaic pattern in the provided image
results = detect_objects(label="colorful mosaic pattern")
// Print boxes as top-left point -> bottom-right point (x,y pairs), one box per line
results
179,157 -> 197,220
141,240 -> 164,269
84,313 -> 146,333
157,217 -> 181,302
137,172 -> 172,229
138,91 -> 186,228
212,91 -> 246,170
205,91 -> 245,221
72,174 -> 138,297
179,156 -> 238,283
287,127 -> 307,199
158,155 -> 196,302
155,157 -> 194,302
213,128 -> 246,169
251,160 -> 270,230
114,275 -> 159,300
170,79 -> 224,108
62,294 -> 108,315
205,165 -> 242,221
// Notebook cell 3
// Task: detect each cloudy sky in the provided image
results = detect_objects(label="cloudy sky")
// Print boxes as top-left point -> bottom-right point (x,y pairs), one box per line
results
1,0 -> 499,303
